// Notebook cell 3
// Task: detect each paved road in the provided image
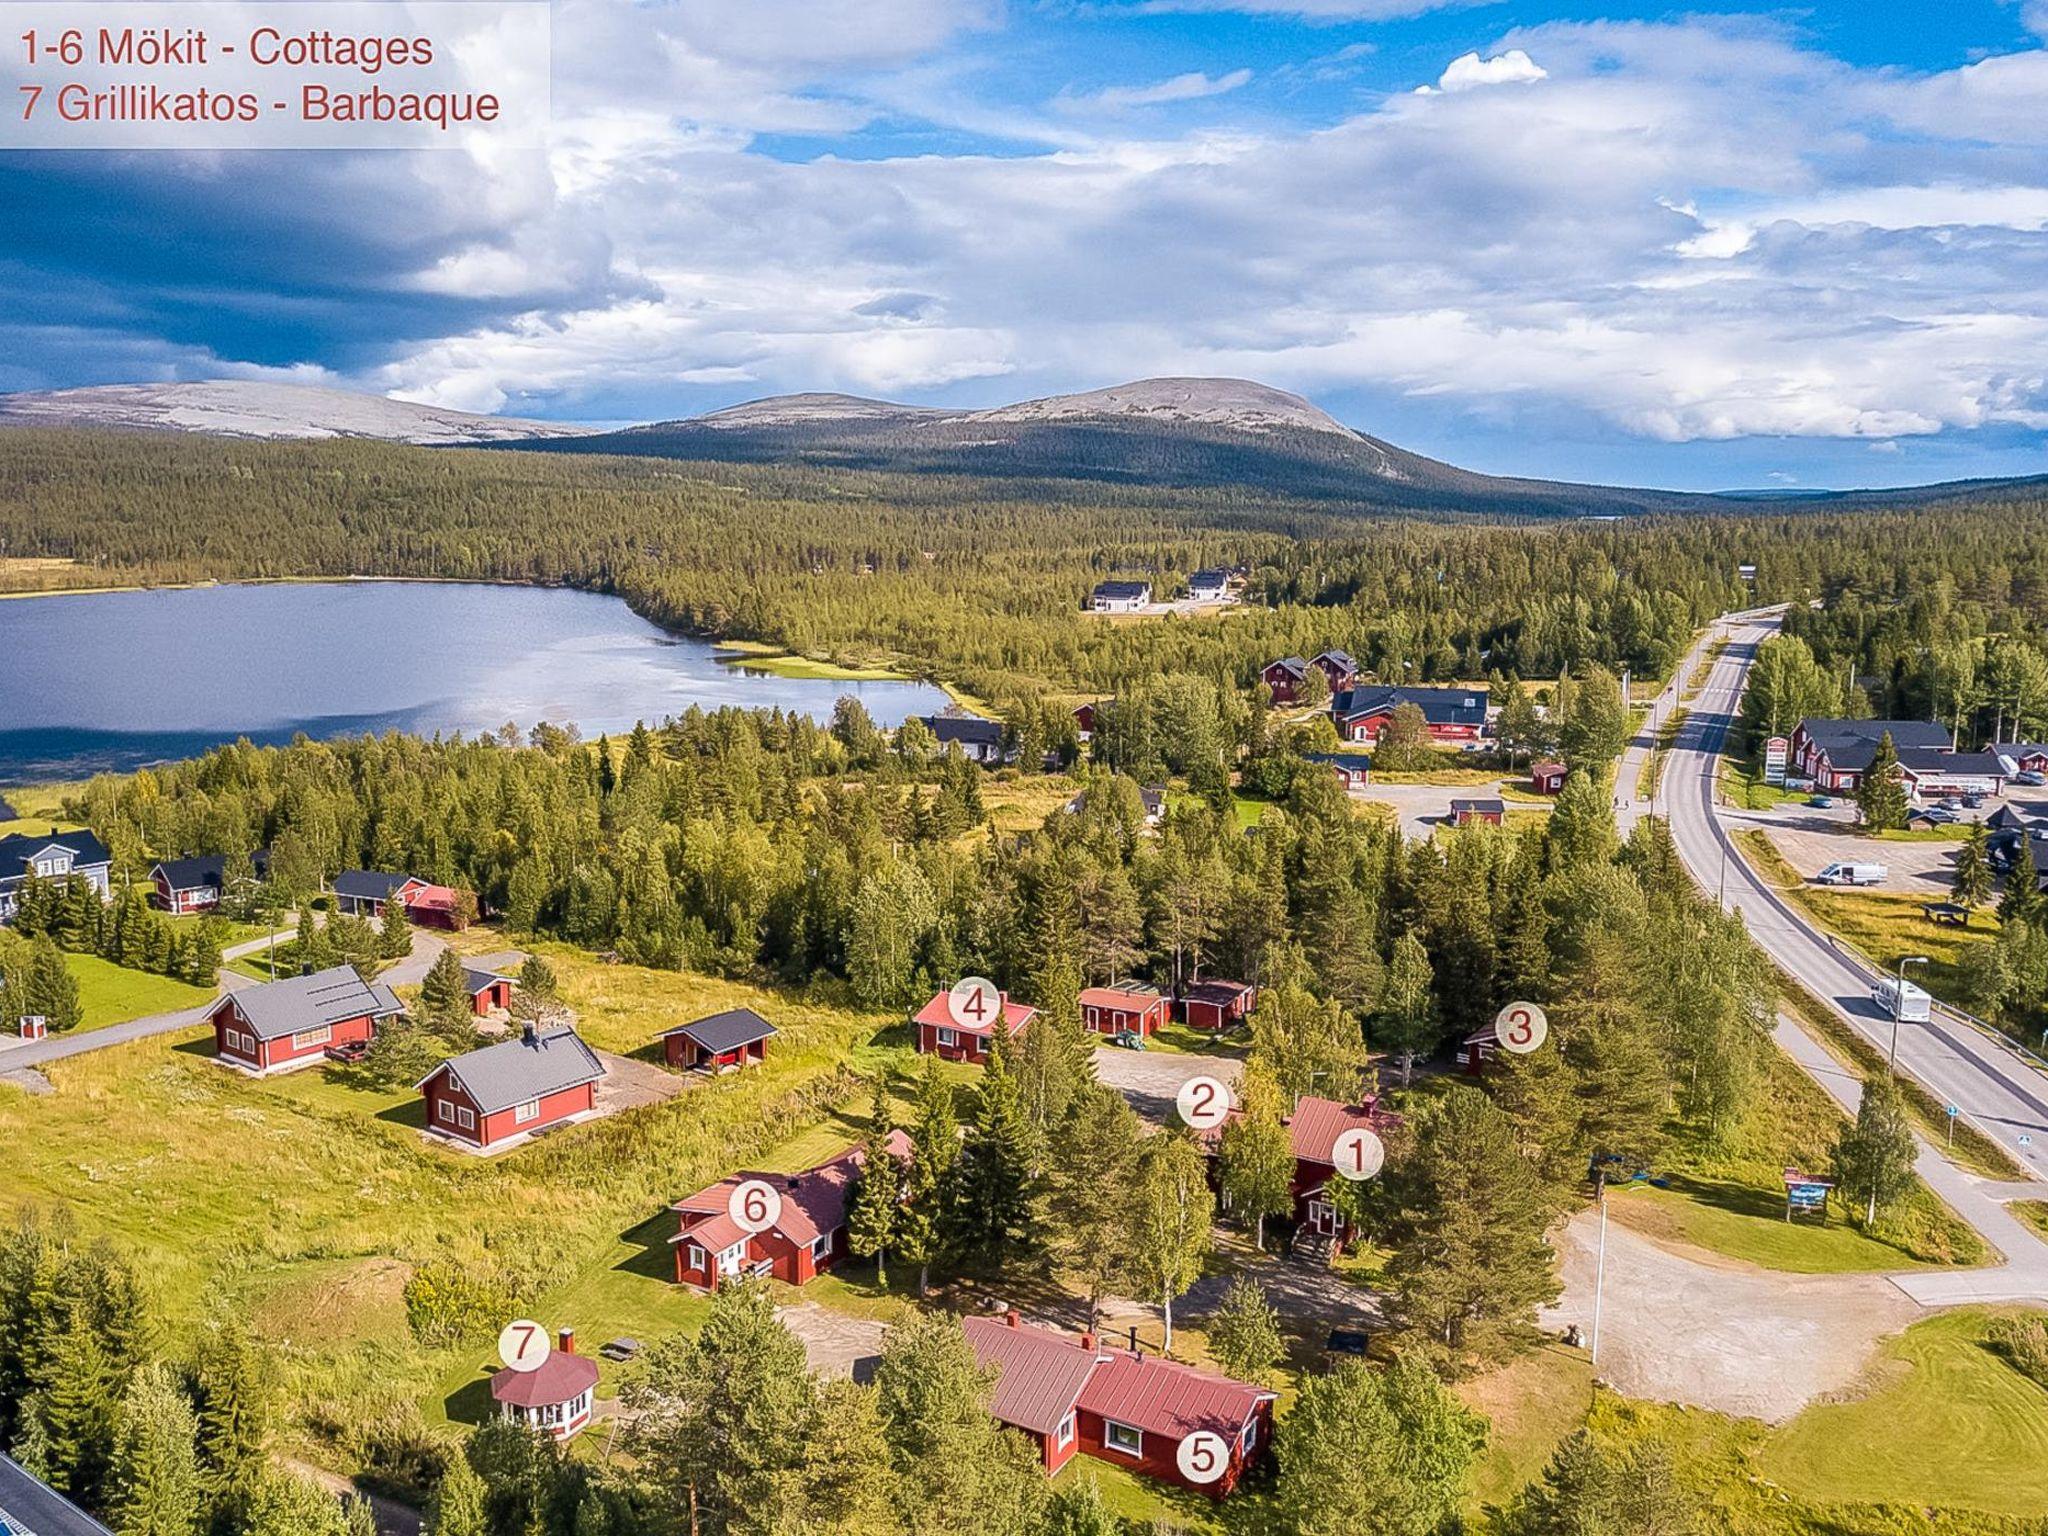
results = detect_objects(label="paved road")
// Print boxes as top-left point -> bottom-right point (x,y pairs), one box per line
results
1662,609 -> 2048,1301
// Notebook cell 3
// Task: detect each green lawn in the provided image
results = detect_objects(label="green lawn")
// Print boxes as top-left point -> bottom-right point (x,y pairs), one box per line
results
65,952 -> 214,1031
1606,1181 -> 1953,1273
1718,758 -> 1806,811
1461,1344 -> 1597,1513
1231,792 -> 1269,829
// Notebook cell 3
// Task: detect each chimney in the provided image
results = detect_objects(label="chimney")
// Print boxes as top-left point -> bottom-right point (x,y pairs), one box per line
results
300,961 -> 314,978
1006,1309 -> 1021,1329
557,1328 -> 575,1355
522,1020 -> 538,1044
1080,1331 -> 1096,1352
1127,1325 -> 1139,1353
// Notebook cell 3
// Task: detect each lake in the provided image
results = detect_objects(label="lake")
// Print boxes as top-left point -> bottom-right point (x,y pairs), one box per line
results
0,581 -> 955,782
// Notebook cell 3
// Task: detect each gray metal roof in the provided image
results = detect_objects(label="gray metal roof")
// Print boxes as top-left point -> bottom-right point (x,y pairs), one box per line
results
1794,718 -> 1950,773
660,1007 -> 778,1054
227,965 -> 406,1042
462,966 -> 513,997
331,870 -> 417,901
0,1454 -> 115,1536
1332,685 -> 1488,728
426,1028 -> 605,1114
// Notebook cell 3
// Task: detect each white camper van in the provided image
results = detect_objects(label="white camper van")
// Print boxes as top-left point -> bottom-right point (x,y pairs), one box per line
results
1872,975 -> 1933,1023
1815,862 -> 1888,887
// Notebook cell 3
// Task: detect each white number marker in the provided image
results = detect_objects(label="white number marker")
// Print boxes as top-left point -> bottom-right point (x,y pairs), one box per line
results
497,1319 -> 549,1373
1176,1074 -> 1232,1131
1494,1001 -> 1549,1055
949,976 -> 1000,1030
1177,1430 -> 1230,1485
1331,1127 -> 1384,1181
730,1178 -> 783,1235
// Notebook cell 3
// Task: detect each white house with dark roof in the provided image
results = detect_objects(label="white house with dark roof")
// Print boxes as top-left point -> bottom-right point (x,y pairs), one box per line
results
210,964 -> 405,1075
921,713 -> 1011,765
1089,579 -> 1152,613
0,828 -> 112,925
417,1026 -> 606,1152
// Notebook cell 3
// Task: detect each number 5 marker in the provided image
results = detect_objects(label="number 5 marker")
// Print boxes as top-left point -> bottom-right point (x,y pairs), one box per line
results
1177,1429 -> 1230,1485
1494,1000 -> 1548,1055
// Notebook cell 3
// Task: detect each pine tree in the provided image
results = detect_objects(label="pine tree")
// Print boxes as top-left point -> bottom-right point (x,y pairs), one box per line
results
426,1452 -> 489,1536
799,1380 -> 897,1536
1953,822 -> 1993,909
111,1361 -> 204,1536
846,1080 -> 901,1287
1856,732 -> 1910,831
948,1028 -> 1041,1264
192,1320 -> 267,1523
378,887 -> 414,960
1205,1276 -> 1284,1385
1273,1355 -> 1483,1536
1546,770 -> 1619,869
1046,1086 -> 1143,1328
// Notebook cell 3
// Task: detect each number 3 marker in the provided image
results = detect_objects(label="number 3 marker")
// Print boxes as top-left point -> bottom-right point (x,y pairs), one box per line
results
1494,1001 -> 1549,1055
730,1178 -> 783,1235
1176,1074 -> 1231,1131
1177,1430 -> 1231,1485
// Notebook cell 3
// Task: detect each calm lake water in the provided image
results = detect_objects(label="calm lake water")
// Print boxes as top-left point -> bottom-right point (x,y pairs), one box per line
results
0,581 -> 954,782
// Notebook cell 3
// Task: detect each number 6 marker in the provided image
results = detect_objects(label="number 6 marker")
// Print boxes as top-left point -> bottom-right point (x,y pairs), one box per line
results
1494,1001 -> 1548,1055
949,976 -> 1000,1030
729,1178 -> 783,1236
1176,1074 -> 1231,1131
1332,1127 -> 1384,1181
1176,1429 -> 1230,1485
497,1319 -> 549,1373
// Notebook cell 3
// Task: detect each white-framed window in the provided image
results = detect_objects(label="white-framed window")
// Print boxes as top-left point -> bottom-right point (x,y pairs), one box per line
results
439,1100 -> 459,1125
1104,1421 -> 1142,1457
458,1106 -> 476,1131
935,1027 -> 958,1048
290,1025 -> 331,1050
811,1232 -> 832,1261
1056,1414 -> 1075,1450
513,1099 -> 540,1124
1241,1419 -> 1258,1452
686,1243 -> 706,1271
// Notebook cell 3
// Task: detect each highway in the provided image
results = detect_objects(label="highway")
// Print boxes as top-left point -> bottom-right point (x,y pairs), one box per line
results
1656,609 -> 2048,1300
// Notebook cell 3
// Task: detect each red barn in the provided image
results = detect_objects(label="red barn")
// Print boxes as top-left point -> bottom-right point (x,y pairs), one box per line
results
1079,981 -> 1169,1038
210,966 -> 404,1076
489,1328 -> 599,1442
1260,657 -> 1309,704
463,968 -> 515,1016
660,1007 -> 777,1072
963,1313 -> 1275,1497
670,1131 -> 911,1290
1177,979 -> 1256,1032
912,990 -> 1038,1062
417,1027 -> 606,1152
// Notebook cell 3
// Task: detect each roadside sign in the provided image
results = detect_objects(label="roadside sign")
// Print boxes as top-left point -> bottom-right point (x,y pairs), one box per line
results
1783,1167 -> 1833,1223
1764,735 -> 1790,786
1946,1105 -> 1960,1118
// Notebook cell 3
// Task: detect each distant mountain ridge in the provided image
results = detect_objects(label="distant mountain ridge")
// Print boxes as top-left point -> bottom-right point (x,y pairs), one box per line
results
0,380 -> 583,445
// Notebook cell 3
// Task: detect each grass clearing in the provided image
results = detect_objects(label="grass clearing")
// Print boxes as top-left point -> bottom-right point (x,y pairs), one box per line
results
1460,1344 -> 1597,1513
1718,758 -> 1806,811
65,951 -> 214,1032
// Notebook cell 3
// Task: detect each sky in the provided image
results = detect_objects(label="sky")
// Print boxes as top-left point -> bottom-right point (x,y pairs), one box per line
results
4,0 -> 2047,490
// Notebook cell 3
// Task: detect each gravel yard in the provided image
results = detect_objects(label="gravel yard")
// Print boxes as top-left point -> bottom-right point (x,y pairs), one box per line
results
1091,1044 -> 1243,1125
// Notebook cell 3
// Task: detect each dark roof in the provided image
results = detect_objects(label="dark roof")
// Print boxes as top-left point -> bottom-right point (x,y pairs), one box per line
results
151,851 -> 268,892
0,1454 -> 114,1536
1264,656 -> 1309,678
1313,649 -> 1358,672
0,829 -> 112,879
462,966 -> 514,997
1450,798 -> 1507,815
0,797 -> 16,821
1183,978 -> 1254,1006
1188,568 -> 1230,587
1140,785 -> 1166,817
1332,685 -> 1488,728
660,1007 -> 778,1053
331,870 -> 418,901
490,1351 -> 598,1409
225,965 -> 406,1042
1895,749 -> 2006,776
423,1028 -> 606,1114
1091,580 -> 1151,602
1795,719 -> 1950,773
1302,752 -> 1373,773
924,714 -> 1005,748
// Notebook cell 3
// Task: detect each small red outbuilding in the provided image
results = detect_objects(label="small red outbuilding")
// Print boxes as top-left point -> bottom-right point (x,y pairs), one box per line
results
912,990 -> 1038,1062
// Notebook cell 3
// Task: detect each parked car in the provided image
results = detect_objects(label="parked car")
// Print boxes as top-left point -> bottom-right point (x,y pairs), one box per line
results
2017,771 -> 2046,786
324,1039 -> 370,1064
1919,806 -> 1958,825
1940,796 -> 1966,811
1110,1029 -> 1147,1051
1807,795 -> 1835,809
1815,861 -> 1889,886
1963,793 -> 1987,808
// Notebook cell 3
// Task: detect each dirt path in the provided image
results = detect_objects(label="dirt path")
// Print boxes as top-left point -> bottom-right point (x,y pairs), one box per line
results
1541,1211 -> 1918,1423
279,1459 -> 421,1536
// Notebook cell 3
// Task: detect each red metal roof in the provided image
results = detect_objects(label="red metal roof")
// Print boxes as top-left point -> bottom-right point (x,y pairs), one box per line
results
1079,1350 -> 1273,1442
962,1315 -> 1101,1436
1078,983 -> 1163,1011
489,1351 -> 598,1408
911,992 -> 1038,1038
1287,1096 -> 1394,1167
668,1131 -> 913,1251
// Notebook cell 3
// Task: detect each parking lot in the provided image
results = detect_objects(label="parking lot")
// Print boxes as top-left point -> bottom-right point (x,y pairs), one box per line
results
1354,779 -> 1553,840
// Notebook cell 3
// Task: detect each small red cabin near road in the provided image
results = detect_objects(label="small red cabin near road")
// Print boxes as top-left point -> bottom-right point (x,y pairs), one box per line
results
328,871 -> 470,930
1530,761 -> 1568,795
490,1328 -> 599,1442
670,1131 -> 911,1290
210,965 -> 404,1076
1178,979 -> 1256,1032
1449,798 -> 1506,827
463,968 -> 515,1017
1079,980 -> 1169,1038
1455,1023 -> 1500,1076
912,990 -> 1039,1062
963,1312 -> 1275,1497
660,1007 -> 778,1072
417,1027 -> 606,1152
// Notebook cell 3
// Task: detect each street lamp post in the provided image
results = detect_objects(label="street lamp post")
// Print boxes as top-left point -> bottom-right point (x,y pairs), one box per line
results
1888,955 -> 1929,1070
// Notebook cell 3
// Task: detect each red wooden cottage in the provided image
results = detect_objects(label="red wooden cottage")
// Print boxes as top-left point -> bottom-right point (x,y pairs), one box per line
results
417,1026 -> 606,1152
489,1327 -> 599,1442
1260,657 -> 1309,704
1331,685 -> 1490,746
660,1007 -> 778,1072
1448,798 -> 1506,827
1073,700 -> 1109,742
912,990 -> 1039,1062
963,1312 -> 1276,1497
1286,1096 -> 1397,1244
1079,980 -> 1169,1038
1530,761 -> 1568,795
329,871 -> 468,929
463,968 -> 515,1016
669,1130 -> 912,1290
1311,650 -> 1360,693
1455,1023 -> 1499,1076
149,851 -> 267,915
1177,979 -> 1257,1032
210,965 -> 405,1076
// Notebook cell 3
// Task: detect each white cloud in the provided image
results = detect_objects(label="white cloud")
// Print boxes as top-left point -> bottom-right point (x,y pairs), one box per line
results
1058,69 -> 1253,112
1136,0 -> 1479,19
1430,48 -> 1548,92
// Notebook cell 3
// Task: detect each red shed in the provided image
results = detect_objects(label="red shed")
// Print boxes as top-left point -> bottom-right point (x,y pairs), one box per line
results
210,966 -> 404,1076
670,1131 -> 912,1290
1079,980 -> 1169,1038
912,990 -> 1038,1062
1454,1023 -> 1499,1077
1177,979 -> 1256,1032
463,967 -> 515,1017
963,1313 -> 1275,1497
417,1026 -> 606,1152
1530,761 -> 1568,795
1449,797 -> 1506,827
489,1328 -> 599,1441
660,1007 -> 778,1072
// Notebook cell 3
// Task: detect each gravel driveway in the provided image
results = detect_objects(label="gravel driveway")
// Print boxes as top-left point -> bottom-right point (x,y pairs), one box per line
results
777,1300 -> 888,1381
1541,1209 -> 1918,1423
1092,1045 -> 1244,1125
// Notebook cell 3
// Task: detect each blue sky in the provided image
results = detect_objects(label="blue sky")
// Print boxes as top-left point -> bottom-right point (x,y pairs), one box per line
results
4,0 -> 2047,490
